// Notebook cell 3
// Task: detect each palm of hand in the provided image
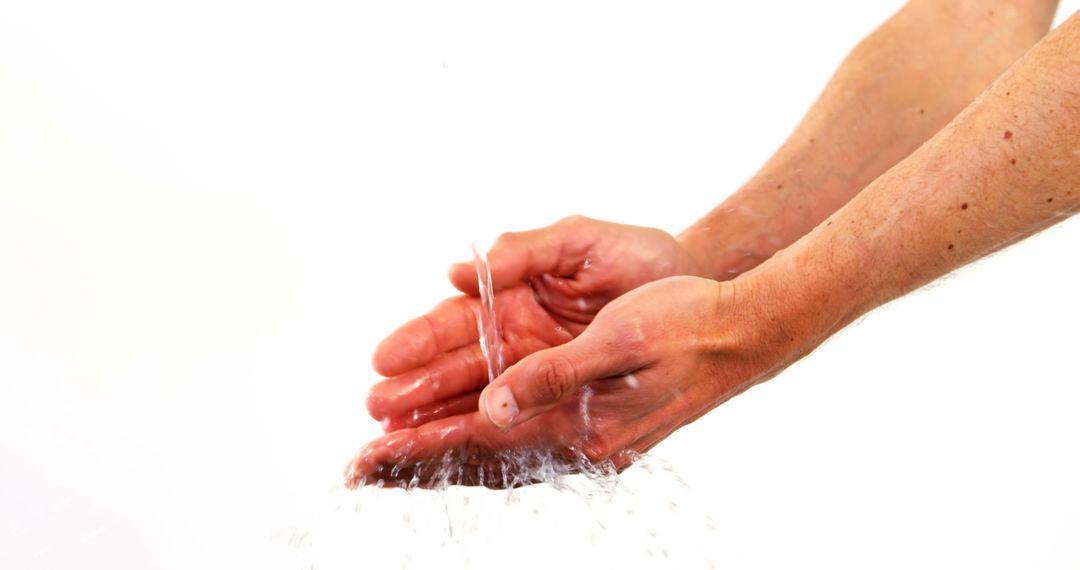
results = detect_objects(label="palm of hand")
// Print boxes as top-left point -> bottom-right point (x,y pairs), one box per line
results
366,282 -> 579,431
369,225 -> 699,431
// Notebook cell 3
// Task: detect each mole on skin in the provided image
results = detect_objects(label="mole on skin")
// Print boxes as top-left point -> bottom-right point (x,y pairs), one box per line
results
961,202 -> 969,210
1004,130 -> 1013,140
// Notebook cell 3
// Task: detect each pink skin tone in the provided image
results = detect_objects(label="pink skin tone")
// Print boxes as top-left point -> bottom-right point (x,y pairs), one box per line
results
349,276 -> 798,488
364,217 -> 703,433
347,2 -> 1077,488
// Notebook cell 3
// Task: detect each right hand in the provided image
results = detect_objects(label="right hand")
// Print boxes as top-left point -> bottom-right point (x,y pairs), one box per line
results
365,216 -> 704,432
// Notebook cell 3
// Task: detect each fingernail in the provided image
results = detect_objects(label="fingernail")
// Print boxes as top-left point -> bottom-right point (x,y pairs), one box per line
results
484,385 -> 519,428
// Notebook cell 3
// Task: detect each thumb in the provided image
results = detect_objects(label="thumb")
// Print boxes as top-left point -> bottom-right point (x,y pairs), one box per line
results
448,216 -> 597,294
478,327 -> 637,429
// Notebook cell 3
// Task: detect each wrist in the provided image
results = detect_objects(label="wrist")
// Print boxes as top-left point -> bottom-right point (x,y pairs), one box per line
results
735,234 -> 864,361
678,163 -> 862,282
677,190 -> 790,281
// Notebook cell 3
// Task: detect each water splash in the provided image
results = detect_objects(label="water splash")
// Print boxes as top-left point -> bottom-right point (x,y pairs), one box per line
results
270,245 -> 730,567
268,453 -> 729,569
579,385 -> 594,436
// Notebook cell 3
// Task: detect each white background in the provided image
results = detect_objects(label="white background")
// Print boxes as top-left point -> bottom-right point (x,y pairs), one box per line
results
2,1 -> 1078,568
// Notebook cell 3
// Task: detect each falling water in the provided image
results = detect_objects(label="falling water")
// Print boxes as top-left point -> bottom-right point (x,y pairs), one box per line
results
472,244 -> 505,383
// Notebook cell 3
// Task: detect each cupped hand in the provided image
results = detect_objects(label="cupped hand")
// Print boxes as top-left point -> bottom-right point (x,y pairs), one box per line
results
346,273 -> 816,489
365,216 -> 703,433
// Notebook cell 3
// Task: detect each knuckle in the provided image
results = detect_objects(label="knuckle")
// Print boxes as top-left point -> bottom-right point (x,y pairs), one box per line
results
424,363 -> 445,395
531,356 -> 578,404
646,226 -> 675,245
493,231 -> 522,249
434,295 -> 459,309
556,214 -> 591,228
609,313 -> 650,355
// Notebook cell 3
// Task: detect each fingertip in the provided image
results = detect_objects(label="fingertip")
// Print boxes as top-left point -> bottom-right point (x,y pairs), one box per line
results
343,458 -> 355,480
479,382 -> 521,430
370,332 -> 426,378
477,388 -> 492,425
365,389 -> 386,420
448,262 -> 479,294
343,444 -> 375,487
477,387 -> 504,429
371,343 -> 400,378
369,397 -> 386,423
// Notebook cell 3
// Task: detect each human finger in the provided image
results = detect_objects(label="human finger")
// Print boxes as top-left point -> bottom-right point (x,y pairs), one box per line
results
448,217 -> 598,294
371,296 -> 480,377
380,390 -> 482,433
477,325 -> 647,429
367,343 -> 490,421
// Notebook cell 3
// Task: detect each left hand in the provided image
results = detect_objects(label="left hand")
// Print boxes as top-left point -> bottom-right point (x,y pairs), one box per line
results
364,216 -> 702,433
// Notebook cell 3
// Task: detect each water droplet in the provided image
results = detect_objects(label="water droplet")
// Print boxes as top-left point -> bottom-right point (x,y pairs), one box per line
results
579,385 -> 594,435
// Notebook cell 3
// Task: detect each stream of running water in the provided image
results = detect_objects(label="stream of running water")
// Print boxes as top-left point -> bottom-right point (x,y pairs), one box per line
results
473,244 -> 505,384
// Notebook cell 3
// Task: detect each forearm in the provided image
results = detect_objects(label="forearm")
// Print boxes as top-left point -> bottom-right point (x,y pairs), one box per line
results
680,0 -> 1059,280
762,10 -> 1079,350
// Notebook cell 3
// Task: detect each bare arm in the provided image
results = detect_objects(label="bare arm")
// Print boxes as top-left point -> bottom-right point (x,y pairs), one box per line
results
680,0 -> 1060,280
764,8 -> 1080,350
346,4 -> 1078,487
